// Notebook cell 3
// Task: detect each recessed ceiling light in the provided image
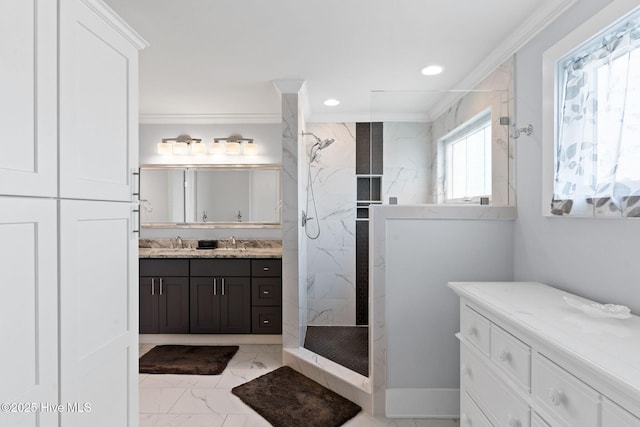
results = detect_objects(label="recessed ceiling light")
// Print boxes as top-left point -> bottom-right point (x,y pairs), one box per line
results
323,98 -> 340,107
421,65 -> 444,76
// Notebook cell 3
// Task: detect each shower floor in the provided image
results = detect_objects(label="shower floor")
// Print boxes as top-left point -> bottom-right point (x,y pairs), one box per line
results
303,325 -> 369,377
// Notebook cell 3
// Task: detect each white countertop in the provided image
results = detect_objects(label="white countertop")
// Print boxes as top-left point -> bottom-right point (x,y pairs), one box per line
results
448,281 -> 640,405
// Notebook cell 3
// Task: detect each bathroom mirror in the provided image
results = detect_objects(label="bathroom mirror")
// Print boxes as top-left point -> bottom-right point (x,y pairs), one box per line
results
139,165 -> 281,228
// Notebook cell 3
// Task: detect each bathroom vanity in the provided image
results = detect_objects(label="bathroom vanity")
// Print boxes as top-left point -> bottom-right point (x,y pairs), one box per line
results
139,240 -> 282,335
449,281 -> 640,427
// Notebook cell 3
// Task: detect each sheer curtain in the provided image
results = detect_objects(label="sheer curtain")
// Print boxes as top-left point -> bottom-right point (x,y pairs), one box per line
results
551,12 -> 640,217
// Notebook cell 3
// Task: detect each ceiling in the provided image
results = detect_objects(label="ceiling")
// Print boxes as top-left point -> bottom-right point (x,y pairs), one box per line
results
104,0 -> 574,123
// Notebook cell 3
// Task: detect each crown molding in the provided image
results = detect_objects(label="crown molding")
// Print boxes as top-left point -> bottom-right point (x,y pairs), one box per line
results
139,114 -> 282,125
428,0 -> 577,120
82,0 -> 149,50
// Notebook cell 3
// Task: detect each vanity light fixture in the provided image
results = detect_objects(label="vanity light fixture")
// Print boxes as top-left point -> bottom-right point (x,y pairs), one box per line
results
209,140 -> 224,155
212,135 -> 255,155
157,134 -> 204,155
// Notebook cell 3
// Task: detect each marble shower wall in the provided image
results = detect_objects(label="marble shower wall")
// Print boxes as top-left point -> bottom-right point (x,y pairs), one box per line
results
382,122 -> 432,205
430,57 -> 515,205
304,123 -> 357,326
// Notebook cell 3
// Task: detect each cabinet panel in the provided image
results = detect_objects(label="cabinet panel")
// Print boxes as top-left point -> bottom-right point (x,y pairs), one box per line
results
0,198 -> 58,426
158,277 -> 189,333
602,398 -> 640,427
191,258 -> 250,277
59,0 -> 139,201
190,277 -> 222,333
252,307 -> 282,334
220,277 -> 251,333
0,0 -> 57,197
140,258 -> 189,277
252,278 -> 282,306
251,259 -> 282,277
461,304 -> 491,356
139,277 -> 159,334
532,353 -> 599,427
59,200 -> 137,427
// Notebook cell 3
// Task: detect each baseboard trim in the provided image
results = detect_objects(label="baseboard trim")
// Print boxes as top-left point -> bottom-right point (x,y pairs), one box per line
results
139,334 -> 282,345
385,388 -> 460,418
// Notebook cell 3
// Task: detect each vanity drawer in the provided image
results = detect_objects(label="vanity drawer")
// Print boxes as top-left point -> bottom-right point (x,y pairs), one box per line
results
190,258 -> 250,277
461,343 -> 530,427
140,258 -> 189,277
252,278 -> 282,306
602,398 -> 640,427
461,391 -> 493,427
461,304 -> 491,356
251,259 -> 282,277
532,353 -> 599,427
490,324 -> 531,391
251,306 -> 282,334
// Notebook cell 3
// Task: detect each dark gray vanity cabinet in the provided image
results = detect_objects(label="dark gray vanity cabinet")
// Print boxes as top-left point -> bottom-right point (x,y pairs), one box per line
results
139,259 -> 190,334
190,259 -> 251,333
251,259 -> 282,334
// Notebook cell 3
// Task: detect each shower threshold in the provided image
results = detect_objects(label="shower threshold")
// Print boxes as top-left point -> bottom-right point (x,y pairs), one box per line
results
303,325 -> 368,377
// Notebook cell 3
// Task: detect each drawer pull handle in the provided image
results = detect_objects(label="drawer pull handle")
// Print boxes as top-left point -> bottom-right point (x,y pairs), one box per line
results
467,326 -> 478,336
508,415 -> 521,427
263,291 -> 270,295
548,388 -> 564,406
263,320 -> 270,324
498,350 -> 512,362
263,267 -> 270,271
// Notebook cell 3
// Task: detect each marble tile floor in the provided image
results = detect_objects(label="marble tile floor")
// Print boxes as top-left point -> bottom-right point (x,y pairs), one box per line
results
139,344 -> 459,427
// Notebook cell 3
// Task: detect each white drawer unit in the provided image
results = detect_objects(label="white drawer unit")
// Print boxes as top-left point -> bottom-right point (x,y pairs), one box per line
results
490,324 -> 531,391
461,391 -> 493,427
462,343 -> 530,427
603,398 -> 640,427
532,353 -> 599,427
449,282 -> 640,427
461,303 -> 491,356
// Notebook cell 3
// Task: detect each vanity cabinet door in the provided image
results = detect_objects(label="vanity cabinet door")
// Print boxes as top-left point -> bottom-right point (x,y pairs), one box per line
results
190,276 -> 251,333
190,277 -> 222,333
139,277 -> 159,334
158,277 -> 189,333
220,277 -> 251,333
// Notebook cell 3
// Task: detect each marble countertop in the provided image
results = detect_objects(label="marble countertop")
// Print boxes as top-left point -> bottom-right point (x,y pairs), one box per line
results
139,247 -> 282,259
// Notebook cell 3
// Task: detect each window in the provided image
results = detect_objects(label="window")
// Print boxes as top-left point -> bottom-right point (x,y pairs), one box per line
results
543,2 -> 640,217
443,111 -> 491,202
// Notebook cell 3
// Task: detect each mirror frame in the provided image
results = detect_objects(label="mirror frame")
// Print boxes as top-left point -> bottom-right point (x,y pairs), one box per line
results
140,164 -> 282,229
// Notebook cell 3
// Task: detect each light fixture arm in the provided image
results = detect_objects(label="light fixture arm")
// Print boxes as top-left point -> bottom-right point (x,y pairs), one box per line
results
161,134 -> 202,145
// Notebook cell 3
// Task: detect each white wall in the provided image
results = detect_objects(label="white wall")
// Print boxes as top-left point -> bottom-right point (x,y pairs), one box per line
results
514,0 -> 640,314
138,123 -> 283,240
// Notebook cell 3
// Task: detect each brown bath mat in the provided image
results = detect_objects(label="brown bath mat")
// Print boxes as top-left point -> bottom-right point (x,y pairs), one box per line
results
139,345 -> 238,375
232,366 -> 361,427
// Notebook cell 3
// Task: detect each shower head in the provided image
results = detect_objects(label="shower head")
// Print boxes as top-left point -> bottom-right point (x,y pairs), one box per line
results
317,138 -> 334,150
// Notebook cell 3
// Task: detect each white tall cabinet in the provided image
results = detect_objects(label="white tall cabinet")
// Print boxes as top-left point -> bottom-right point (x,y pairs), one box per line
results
0,1 -> 147,426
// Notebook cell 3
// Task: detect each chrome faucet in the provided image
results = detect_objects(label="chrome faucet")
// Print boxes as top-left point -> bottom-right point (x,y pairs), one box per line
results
175,236 -> 183,249
230,236 -> 237,249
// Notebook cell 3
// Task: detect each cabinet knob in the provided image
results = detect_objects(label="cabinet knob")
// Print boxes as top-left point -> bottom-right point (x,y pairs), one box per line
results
498,349 -> 511,362
467,326 -> 478,337
548,388 -> 564,406
461,364 -> 472,378
508,415 -> 521,427
460,413 -> 471,426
